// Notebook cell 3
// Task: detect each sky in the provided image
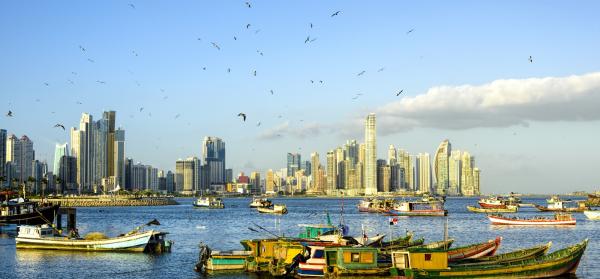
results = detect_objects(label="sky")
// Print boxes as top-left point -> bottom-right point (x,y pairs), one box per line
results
1,1 -> 600,194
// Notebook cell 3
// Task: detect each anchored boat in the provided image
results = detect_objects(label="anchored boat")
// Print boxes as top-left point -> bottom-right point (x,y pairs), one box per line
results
488,213 -> 576,226
193,197 -> 224,208
249,197 -> 273,208
387,200 -> 447,217
297,246 -> 327,277
0,198 -> 60,226
466,205 -> 518,213
534,200 -> 589,212
584,210 -> 600,220
447,237 -> 502,262
451,242 -> 552,266
257,204 -> 288,214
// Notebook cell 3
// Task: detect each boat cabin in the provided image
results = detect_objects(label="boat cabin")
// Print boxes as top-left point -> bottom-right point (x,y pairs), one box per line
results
324,247 -> 379,271
17,225 -> 55,239
1,201 -> 38,216
390,248 -> 448,275
240,239 -> 305,267
297,224 -> 336,239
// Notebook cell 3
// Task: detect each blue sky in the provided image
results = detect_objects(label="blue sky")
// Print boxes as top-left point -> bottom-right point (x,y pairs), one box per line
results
1,1 -> 600,194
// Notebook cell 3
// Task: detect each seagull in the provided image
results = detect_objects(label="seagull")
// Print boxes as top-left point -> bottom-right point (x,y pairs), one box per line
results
270,89 -> 274,95
253,70 -> 257,76
163,95 -> 168,100
174,114 -> 180,119
139,107 -> 144,112
246,24 -> 251,29
310,80 -> 314,83
44,82 -> 49,86
257,50 -> 263,56
245,1 -> 251,8
233,36 -> 237,40
87,58 -> 95,63
319,80 -> 323,84
357,70 -> 366,76
305,36 -> 310,43
67,79 -> 74,84
132,50 -> 138,56
6,110 -> 13,117
197,37 -> 202,41
310,23 -> 313,28
54,124 -> 65,130
528,56 -> 533,63
203,67 -> 207,70
396,89 -> 404,96
76,101 -> 83,105
309,38 -> 317,42
211,42 -> 220,50
71,71 -> 77,75
96,80 -> 106,84
331,11 -> 341,17
129,3 -> 135,9
406,28 -> 415,35
238,113 -> 247,121
79,45 -> 86,52
227,68 -> 231,73
378,67 -> 385,72
256,122 -> 261,127
254,29 -> 261,34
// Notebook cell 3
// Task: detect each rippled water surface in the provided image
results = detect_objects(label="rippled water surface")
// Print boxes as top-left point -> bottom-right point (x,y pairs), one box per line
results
1,197 -> 598,278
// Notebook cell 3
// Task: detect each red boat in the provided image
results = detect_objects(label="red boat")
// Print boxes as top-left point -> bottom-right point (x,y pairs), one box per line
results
447,237 -> 502,262
478,197 -> 507,209
488,213 -> 576,226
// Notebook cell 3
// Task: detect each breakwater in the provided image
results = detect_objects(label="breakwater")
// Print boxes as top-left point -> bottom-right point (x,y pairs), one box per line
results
32,197 -> 179,207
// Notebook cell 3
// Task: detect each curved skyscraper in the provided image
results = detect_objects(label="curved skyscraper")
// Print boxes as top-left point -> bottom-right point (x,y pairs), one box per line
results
364,113 -> 377,195
434,139 -> 451,196
53,143 -> 69,174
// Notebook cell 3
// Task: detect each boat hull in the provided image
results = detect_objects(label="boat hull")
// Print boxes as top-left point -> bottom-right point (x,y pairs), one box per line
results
387,209 -> 447,217
534,205 -> 585,212
447,237 -> 501,262
584,210 -> 600,220
467,205 -> 517,213
488,215 -> 576,226
478,202 -> 507,209
0,204 -> 60,225
15,230 -> 155,252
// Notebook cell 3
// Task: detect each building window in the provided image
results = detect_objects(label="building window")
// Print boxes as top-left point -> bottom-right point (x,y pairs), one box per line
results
425,254 -> 432,261
351,252 -> 360,263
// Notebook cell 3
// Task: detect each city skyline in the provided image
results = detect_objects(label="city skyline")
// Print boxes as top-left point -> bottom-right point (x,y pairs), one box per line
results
2,1 -> 600,193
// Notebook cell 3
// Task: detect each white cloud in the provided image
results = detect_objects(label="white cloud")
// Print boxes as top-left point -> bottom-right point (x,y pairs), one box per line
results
257,121 -> 329,140
375,72 -> 600,135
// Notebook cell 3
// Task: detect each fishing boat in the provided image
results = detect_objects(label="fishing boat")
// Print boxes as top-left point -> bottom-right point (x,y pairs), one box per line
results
392,239 -> 588,278
206,250 -> 254,271
257,204 -> 288,214
193,197 -> 224,208
297,246 -> 327,277
414,239 -> 455,250
240,238 -> 305,275
488,213 -> 576,226
0,198 -> 60,226
451,242 -> 552,266
447,237 -> 502,262
466,205 -> 518,213
15,219 -> 171,253
249,197 -> 273,208
357,198 -> 394,213
584,210 -> 600,220
478,196 -> 508,209
534,200 -> 589,212
547,195 -> 562,203
323,246 -> 390,277
387,200 -> 447,216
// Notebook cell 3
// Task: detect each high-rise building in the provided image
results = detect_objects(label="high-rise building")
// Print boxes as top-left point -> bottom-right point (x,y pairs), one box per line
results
448,150 -> 462,195
310,152 -> 320,191
175,157 -> 200,194
376,159 -> 390,192
388,145 -> 397,165
166,170 -> 175,193
113,128 -> 125,188
326,150 -> 336,194
146,166 -> 159,191
103,111 -> 116,178
125,158 -> 133,190
250,171 -> 261,194
93,117 -> 108,189
345,140 -> 359,165
364,113 -> 377,195
286,153 -> 301,177
6,134 -> 35,183
302,160 -> 311,176
461,152 -> 476,196
131,163 -> 147,191
266,169 -> 275,193
202,137 -> 226,186
0,129 -> 7,180
434,139 -> 451,196
225,168 -> 233,183
473,168 -> 481,195
417,153 -> 431,193
59,155 -> 77,193
71,113 -> 95,193
52,143 -> 69,175
31,160 -> 46,194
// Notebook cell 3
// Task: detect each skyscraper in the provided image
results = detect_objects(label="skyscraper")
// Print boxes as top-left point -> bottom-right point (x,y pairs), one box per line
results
310,152 -> 320,192
250,171 -> 261,194
52,143 -> 69,175
473,168 -> 481,195
417,153 -> 431,193
364,113 -> 377,195
113,128 -> 125,188
93,117 -> 108,188
6,134 -> 34,183
286,153 -> 301,177
71,113 -> 95,193
266,169 -> 275,193
326,150 -> 336,194
388,145 -> 397,165
202,136 -> 226,186
103,111 -> 116,178
0,129 -> 6,180
434,139 -> 451,196
448,150 -> 462,195
175,157 -> 200,194
59,155 -> 77,193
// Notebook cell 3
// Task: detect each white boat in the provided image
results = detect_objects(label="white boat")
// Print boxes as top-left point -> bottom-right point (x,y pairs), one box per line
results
249,197 -> 272,208
297,246 -> 327,277
193,197 -> 224,208
16,221 -> 171,253
487,213 -> 576,226
257,204 -> 288,214
584,210 -> 600,220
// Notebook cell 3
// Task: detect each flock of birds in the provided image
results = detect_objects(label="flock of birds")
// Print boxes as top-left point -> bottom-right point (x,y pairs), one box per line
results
4,1 -> 537,141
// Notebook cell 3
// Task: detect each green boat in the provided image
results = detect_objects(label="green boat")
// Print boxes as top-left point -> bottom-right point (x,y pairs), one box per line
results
391,239 -> 588,278
323,246 -> 390,277
452,242 -> 552,266
206,250 -> 254,271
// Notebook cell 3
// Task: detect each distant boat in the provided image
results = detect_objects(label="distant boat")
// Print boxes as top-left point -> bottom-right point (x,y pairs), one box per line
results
466,205 -> 518,213
357,198 -> 394,213
387,200 -> 447,216
249,197 -> 272,208
16,221 -> 171,253
451,242 -> 552,266
206,250 -> 254,271
478,196 -> 508,209
488,213 -> 576,226
584,210 -> 600,220
257,204 -> 288,215
534,200 -> 589,212
193,197 -> 224,209
0,197 -> 60,226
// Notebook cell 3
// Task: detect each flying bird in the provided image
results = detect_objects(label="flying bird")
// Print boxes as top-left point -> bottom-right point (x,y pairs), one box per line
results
238,113 -> 247,121
71,71 -> 77,75
319,80 -> 323,84
67,79 -> 74,84
270,89 -> 274,95
253,70 -> 257,76
203,67 -> 207,70
305,36 -> 310,43
174,114 -> 180,119
96,80 -> 106,84
132,50 -> 138,56
256,122 -> 261,127
331,11 -> 341,17
378,67 -> 385,72
87,58 -> 95,63
257,50 -> 263,56
310,80 -> 314,83
233,36 -> 237,40
310,23 -> 313,28
245,1 -> 251,8
139,107 -> 144,112
246,24 -> 251,29
197,37 -> 202,41
54,124 -> 65,130
79,45 -> 86,52
528,56 -> 533,63
406,28 -> 415,34
309,38 -> 317,42
396,89 -> 404,96
254,29 -> 261,34
357,70 -> 366,76
76,101 -> 83,105
44,82 -> 49,86
211,42 -> 221,50
227,68 -> 231,73
129,3 -> 135,9
6,110 -> 13,117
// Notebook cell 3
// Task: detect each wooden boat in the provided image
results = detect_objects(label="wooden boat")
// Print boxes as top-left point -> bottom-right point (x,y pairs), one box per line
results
257,204 -> 288,214
584,210 -> 600,220
378,237 -> 426,254
206,250 -> 254,271
488,213 -> 576,226
414,239 -> 455,250
240,238 -> 305,275
193,197 -> 224,208
478,196 -> 507,209
16,221 -> 171,253
357,198 -> 394,213
387,200 -> 447,217
392,239 -> 588,278
447,237 -> 502,262
323,246 -> 390,277
297,246 -> 327,277
467,205 -> 517,213
369,231 -> 413,247
249,197 -> 273,208
451,242 -> 552,266
534,201 -> 589,212
0,199 -> 60,226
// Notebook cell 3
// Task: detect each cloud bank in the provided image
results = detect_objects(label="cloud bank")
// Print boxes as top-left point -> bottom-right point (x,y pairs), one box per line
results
257,121 -> 329,140
376,72 -> 600,135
